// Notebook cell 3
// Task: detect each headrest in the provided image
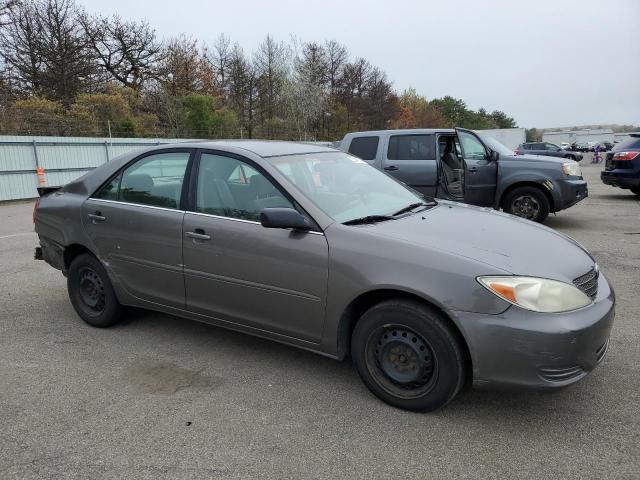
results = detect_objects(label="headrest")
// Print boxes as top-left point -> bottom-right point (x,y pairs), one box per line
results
123,173 -> 154,191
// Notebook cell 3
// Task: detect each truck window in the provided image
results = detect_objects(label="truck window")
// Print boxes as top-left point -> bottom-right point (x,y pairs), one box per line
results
388,135 -> 436,160
348,136 -> 379,161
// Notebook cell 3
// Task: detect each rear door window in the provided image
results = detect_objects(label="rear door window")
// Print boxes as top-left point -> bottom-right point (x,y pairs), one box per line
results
614,137 -> 640,151
95,151 -> 191,209
348,136 -> 379,160
387,135 -> 436,160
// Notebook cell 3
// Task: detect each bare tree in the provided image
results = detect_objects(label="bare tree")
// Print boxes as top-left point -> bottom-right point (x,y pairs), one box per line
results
81,13 -> 163,90
1,0 -> 93,104
158,35 -> 216,96
227,43 -> 257,138
0,1 -> 45,95
254,35 -> 289,137
0,0 -> 19,26
207,33 -> 231,93
324,40 -> 347,96
38,0 -> 95,104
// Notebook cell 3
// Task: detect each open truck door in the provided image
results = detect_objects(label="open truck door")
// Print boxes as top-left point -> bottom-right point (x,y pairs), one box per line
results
455,128 -> 498,207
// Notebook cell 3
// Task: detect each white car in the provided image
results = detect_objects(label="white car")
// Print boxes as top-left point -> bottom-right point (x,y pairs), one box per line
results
561,142 -> 571,150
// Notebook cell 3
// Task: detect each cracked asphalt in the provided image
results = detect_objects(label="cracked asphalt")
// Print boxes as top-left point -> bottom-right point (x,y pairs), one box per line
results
1,160 -> 639,479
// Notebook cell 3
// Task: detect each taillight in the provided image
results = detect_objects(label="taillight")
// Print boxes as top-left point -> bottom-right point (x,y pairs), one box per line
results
33,199 -> 40,223
612,151 -> 640,161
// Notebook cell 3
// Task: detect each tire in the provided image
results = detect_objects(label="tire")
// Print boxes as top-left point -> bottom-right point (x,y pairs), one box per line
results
631,187 -> 640,196
503,186 -> 550,223
351,300 -> 466,412
564,154 -> 575,161
67,253 -> 123,328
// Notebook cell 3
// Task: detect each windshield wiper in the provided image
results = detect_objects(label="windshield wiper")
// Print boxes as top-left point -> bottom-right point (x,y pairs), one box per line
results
391,202 -> 433,217
342,215 -> 395,226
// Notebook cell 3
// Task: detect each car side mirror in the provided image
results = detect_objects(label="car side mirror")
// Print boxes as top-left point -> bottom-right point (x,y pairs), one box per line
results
489,150 -> 500,162
260,208 -> 311,230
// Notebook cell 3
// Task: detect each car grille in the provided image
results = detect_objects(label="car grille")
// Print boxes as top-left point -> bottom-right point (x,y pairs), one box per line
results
573,267 -> 599,299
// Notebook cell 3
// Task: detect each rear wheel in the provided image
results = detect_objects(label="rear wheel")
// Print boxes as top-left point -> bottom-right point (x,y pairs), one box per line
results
351,300 -> 466,412
503,186 -> 550,223
67,253 -> 123,328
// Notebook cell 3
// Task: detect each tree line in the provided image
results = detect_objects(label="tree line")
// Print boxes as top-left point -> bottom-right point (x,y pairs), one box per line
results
0,0 -> 517,140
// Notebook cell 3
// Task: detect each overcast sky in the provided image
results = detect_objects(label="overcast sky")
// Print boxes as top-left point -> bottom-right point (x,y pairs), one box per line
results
82,0 -> 640,129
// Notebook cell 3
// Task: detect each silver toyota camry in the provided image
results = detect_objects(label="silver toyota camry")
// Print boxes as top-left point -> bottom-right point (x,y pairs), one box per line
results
34,141 -> 615,411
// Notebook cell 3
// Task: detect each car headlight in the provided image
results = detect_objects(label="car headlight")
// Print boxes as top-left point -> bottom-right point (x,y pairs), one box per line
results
477,276 -> 592,313
562,162 -> 581,177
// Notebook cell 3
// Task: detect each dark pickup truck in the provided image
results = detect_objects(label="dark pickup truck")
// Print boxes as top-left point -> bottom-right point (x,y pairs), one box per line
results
339,128 -> 588,223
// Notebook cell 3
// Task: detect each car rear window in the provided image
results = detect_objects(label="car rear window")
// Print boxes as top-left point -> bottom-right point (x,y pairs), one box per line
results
348,136 -> 379,161
387,134 -> 436,160
614,136 -> 640,151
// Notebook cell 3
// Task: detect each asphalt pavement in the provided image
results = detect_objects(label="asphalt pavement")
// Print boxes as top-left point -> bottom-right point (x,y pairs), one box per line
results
1,160 -> 639,479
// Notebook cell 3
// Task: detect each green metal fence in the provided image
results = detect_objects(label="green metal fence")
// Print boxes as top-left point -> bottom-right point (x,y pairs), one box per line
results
0,136 -> 196,201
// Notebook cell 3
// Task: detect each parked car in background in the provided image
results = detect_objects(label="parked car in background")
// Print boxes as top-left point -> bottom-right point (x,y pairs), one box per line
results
339,130 -> 587,223
515,142 -> 583,161
561,142 -> 571,150
601,133 -> 640,196
33,141 -> 615,412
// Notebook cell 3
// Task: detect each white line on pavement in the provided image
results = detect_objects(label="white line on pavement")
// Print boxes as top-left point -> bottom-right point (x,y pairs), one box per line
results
0,232 -> 35,240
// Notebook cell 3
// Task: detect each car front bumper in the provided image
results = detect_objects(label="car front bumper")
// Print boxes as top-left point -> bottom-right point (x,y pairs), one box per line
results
601,170 -> 640,189
453,273 -> 615,389
554,178 -> 588,211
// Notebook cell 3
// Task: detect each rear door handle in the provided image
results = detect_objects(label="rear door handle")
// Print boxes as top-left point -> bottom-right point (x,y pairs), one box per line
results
185,229 -> 211,241
88,212 -> 106,222
468,167 -> 479,173
384,166 -> 399,171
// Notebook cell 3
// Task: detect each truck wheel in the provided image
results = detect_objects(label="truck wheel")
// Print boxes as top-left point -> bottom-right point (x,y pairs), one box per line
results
351,300 -> 466,412
503,186 -> 550,223
67,253 -> 123,328
564,154 -> 576,161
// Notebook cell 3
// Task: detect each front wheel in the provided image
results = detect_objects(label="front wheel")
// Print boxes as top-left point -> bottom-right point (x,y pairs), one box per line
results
503,186 -> 550,223
351,300 -> 466,412
67,253 -> 123,328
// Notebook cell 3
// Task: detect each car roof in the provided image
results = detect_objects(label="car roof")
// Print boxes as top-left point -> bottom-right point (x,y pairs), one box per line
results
344,128 -> 456,137
174,140 -> 336,158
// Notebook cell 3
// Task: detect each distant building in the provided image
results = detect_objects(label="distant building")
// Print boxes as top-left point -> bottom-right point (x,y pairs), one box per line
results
542,128 -> 614,145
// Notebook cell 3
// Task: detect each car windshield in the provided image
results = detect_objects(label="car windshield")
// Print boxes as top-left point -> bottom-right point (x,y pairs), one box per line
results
477,134 -> 514,156
267,152 -> 426,223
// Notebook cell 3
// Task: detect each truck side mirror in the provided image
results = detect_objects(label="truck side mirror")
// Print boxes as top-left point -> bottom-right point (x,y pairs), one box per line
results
490,150 -> 500,162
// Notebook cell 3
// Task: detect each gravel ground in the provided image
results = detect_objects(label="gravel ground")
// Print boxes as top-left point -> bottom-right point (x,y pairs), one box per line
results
1,160 -> 639,479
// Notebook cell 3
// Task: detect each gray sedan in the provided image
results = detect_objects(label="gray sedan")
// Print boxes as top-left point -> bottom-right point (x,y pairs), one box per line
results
34,141 -> 615,411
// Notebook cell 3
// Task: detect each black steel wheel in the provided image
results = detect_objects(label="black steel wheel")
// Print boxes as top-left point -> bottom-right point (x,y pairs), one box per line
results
352,300 -> 466,411
67,253 -> 123,328
503,186 -> 550,223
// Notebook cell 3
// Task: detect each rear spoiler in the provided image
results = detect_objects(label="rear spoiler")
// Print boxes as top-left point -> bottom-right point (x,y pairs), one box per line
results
37,186 -> 63,197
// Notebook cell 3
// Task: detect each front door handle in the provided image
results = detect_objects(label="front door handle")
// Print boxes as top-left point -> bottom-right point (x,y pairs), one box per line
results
88,212 -> 106,222
468,167 -> 479,173
185,229 -> 211,241
384,166 -> 399,171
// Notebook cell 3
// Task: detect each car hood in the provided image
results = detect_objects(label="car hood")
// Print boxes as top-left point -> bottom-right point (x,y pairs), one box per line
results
362,201 -> 594,282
